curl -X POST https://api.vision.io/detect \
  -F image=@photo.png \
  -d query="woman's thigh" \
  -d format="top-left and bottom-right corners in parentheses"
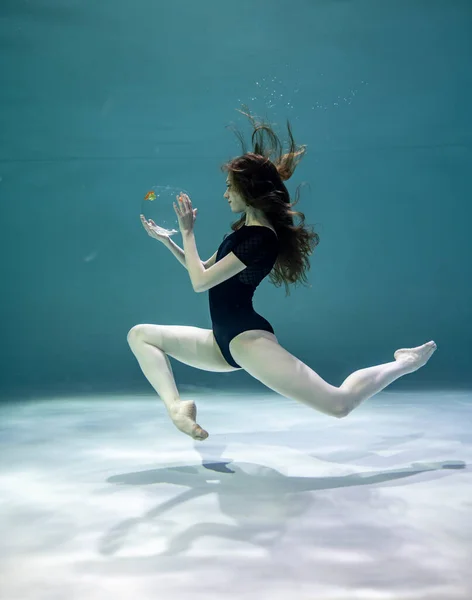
top-left (128, 324), bottom-right (241, 373)
top-left (229, 329), bottom-right (344, 416)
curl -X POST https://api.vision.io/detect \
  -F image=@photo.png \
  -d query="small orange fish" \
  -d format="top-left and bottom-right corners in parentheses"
top-left (144, 190), bottom-right (157, 201)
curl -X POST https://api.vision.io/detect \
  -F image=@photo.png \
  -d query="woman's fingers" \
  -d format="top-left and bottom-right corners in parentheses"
top-left (140, 216), bottom-right (154, 236)
top-left (176, 192), bottom-right (191, 208)
top-left (176, 194), bottom-right (185, 211)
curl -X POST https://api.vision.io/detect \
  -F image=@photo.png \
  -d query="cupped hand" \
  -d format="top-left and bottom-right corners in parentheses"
top-left (140, 215), bottom-right (173, 242)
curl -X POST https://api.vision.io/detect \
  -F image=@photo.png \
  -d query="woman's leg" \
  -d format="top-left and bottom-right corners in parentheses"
top-left (338, 341), bottom-right (437, 413)
top-left (229, 331), bottom-right (437, 417)
top-left (127, 324), bottom-right (240, 440)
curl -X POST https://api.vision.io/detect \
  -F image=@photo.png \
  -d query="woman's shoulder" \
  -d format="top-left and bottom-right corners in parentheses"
top-left (242, 224), bottom-right (278, 238)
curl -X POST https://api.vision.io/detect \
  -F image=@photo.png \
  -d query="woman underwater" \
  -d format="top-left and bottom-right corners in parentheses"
top-left (130, 108), bottom-right (437, 440)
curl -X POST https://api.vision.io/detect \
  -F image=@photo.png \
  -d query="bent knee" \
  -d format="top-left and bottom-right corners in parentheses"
top-left (333, 398), bottom-right (351, 419)
top-left (326, 390), bottom-right (351, 419)
top-left (127, 324), bottom-right (150, 345)
top-left (334, 407), bottom-right (350, 419)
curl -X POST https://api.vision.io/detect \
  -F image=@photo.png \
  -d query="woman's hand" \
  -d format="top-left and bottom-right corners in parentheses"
top-left (174, 192), bottom-right (197, 235)
top-left (140, 215), bottom-right (173, 243)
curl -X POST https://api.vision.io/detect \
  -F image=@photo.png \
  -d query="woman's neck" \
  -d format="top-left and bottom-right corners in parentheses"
top-left (244, 214), bottom-right (272, 228)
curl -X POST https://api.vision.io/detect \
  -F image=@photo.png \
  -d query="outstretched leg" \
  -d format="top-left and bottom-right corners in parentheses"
top-left (339, 341), bottom-right (437, 414)
top-left (229, 331), bottom-right (437, 418)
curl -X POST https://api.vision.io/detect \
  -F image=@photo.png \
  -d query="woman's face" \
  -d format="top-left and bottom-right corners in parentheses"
top-left (224, 175), bottom-right (246, 213)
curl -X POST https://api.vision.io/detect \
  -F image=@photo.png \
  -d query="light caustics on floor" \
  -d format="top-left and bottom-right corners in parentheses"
top-left (0, 390), bottom-right (471, 600)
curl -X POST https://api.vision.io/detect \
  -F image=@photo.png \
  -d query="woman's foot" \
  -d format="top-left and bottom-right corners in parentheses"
top-left (394, 340), bottom-right (437, 374)
top-left (169, 400), bottom-right (209, 441)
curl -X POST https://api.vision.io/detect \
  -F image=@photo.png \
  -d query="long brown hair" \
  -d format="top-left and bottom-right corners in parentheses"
top-left (221, 106), bottom-right (320, 296)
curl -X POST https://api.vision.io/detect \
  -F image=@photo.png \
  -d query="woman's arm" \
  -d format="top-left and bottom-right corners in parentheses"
top-left (162, 236), bottom-right (190, 270)
top-left (163, 236), bottom-right (214, 270)
top-left (181, 231), bottom-right (207, 292)
top-left (204, 250), bottom-right (218, 269)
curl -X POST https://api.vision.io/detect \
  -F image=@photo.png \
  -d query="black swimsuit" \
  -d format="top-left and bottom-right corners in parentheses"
top-left (208, 225), bottom-right (279, 368)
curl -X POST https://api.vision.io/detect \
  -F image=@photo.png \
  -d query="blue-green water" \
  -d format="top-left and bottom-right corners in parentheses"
top-left (1, 0), bottom-right (471, 396)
